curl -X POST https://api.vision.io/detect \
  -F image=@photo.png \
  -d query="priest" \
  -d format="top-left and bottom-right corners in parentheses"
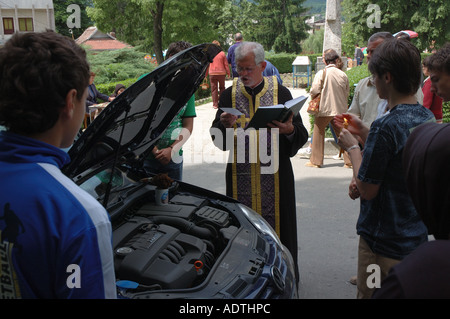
top-left (210, 42), bottom-right (308, 279)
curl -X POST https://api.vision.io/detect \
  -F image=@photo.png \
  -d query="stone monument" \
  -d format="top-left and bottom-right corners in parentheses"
top-left (323, 0), bottom-right (342, 56)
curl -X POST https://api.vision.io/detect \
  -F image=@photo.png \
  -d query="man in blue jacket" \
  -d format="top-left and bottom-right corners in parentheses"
top-left (227, 33), bottom-right (243, 78)
top-left (0, 31), bottom-right (116, 299)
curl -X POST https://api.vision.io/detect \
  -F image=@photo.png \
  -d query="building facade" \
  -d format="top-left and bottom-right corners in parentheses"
top-left (0, 0), bottom-right (55, 45)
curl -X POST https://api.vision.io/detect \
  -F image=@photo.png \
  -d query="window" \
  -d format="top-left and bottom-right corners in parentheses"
top-left (3, 18), bottom-right (14, 34)
top-left (18, 18), bottom-right (33, 32)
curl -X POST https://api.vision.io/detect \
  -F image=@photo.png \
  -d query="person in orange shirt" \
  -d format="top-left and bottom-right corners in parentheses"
top-left (208, 40), bottom-right (230, 109)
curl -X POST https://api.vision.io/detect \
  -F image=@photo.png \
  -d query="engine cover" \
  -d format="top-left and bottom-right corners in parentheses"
top-left (113, 217), bottom-right (207, 289)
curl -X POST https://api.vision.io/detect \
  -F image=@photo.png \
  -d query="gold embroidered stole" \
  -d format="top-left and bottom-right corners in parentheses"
top-left (230, 76), bottom-right (281, 235)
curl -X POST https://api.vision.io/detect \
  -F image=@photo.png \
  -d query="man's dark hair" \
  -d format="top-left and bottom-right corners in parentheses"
top-left (0, 31), bottom-right (90, 134)
top-left (368, 38), bottom-right (422, 95)
top-left (428, 43), bottom-right (450, 75)
top-left (422, 55), bottom-right (432, 68)
top-left (368, 32), bottom-right (393, 44)
top-left (166, 41), bottom-right (192, 59)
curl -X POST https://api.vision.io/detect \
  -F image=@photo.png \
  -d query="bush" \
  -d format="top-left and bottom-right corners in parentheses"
top-left (96, 78), bottom-right (139, 96)
top-left (443, 102), bottom-right (450, 123)
top-left (97, 76), bottom-right (212, 102)
top-left (266, 53), bottom-right (323, 74)
top-left (345, 64), bottom-right (370, 105)
top-left (266, 53), bottom-right (297, 73)
top-left (87, 47), bottom-right (156, 85)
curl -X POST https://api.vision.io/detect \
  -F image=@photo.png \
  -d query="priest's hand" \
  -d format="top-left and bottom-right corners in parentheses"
top-left (220, 112), bottom-right (238, 128)
top-left (268, 112), bottom-right (295, 135)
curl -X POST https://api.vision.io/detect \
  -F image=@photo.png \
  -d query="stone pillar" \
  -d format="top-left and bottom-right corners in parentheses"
top-left (323, 0), bottom-right (342, 56)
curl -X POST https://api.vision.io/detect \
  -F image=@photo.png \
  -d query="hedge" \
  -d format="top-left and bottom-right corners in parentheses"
top-left (345, 64), bottom-right (370, 105)
top-left (96, 78), bottom-right (139, 96)
top-left (97, 76), bottom-right (212, 102)
top-left (443, 102), bottom-right (450, 123)
top-left (266, 52), bottom-right (323, 73)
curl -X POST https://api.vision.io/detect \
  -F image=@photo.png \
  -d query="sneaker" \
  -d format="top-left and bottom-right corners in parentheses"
top-left (298, 146), bottom-right (311, 157)
top-left (332, 153), bottom-right (343, 160)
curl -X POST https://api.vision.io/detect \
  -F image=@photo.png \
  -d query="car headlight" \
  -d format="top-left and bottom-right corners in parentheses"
top-left (238, 204), bottom-right (283, 248)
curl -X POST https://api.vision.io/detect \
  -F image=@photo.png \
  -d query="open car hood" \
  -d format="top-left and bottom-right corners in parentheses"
top-left (63, 43), bottom-right (220, 185)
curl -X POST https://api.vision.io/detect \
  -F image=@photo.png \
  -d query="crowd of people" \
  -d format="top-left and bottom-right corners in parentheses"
top-left (209, 32), bottom-right (450, 299)
top-left (0, 28), bottom-right (449, 299)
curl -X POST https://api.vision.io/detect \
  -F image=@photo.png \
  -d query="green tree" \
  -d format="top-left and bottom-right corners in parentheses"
top-left (88, 0), bottom-right (224, 64)
top-left (54, 0), bottom-right (93, 38)
top-left (341, 21), bottom-right (365, 57)
top-left (342, 0), bottom-right (450, 51)
top-left (410, 0), bottom-right (450, 51)
top-left (302, 29), bottom-right (324, 54)
top-left (254, 0), bottom-right (309, 53)
top-left (87, 1), bottom-right (154, 58)
top-left (217, 0), bottom-right (260, 46)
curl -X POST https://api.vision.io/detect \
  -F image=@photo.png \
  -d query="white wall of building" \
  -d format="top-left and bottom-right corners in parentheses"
top-left (0, 0), bottom-right (55, 45)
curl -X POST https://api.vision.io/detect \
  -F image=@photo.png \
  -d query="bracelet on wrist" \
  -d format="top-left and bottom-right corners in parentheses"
top-left (346, 145), bottom-right (360, 153)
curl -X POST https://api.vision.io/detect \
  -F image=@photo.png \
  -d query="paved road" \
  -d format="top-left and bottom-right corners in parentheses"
top-left (182, 85), bottom-right (360, 299)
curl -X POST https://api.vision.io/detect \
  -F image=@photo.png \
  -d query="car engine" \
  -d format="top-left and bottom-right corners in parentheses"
top-left (112, 194), bottom-right (238, 291)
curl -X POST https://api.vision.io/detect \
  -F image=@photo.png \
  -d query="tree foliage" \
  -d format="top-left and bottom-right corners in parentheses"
top-left (301, 29), bottom-right (324, 54)
top-left (86, 1), bottom-right (152, 52)
top-left (253, 0), bottom-right (309, 53)
top-left (342, 0), bottom-right (450, 51)
top-left (86, 47), bottom-right (155, 84)
top-left (88, 0), bottom-right (225, 63)
top-left (87, 0), bottom-right (310, 59)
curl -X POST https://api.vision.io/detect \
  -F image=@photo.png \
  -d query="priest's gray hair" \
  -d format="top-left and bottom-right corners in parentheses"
top-left (235, 42), bottom-right (265, 65)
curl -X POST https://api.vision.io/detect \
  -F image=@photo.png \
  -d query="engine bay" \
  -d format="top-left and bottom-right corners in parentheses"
top-left (112, 194), bottom-right (240, 291)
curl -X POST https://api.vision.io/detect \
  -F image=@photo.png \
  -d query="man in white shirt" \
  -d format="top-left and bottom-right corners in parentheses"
top-left (348, 32), bottom-right (424, 127)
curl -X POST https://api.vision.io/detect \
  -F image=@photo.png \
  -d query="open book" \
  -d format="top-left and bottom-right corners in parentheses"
top-left (246, 95), bottom-right (308, 129)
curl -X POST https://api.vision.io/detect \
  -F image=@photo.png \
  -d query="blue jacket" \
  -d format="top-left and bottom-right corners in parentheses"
top-left (0, 131), bottom-right (116, 298)
top-left (86, 84), bottom-right (110, 112)
top-left (227, 42), bottom-right (242, 78)
top-left (263, 60), bottom-right (283, 85)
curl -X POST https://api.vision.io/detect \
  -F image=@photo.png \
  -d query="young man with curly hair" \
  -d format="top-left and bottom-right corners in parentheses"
top-left (0, 31), bottom-right (116, 299)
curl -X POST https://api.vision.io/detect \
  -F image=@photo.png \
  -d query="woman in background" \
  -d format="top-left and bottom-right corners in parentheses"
top-left (207, 40), bottom-right (230, 109)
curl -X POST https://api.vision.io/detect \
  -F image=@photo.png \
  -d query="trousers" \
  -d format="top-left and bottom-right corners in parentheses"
top-left (209, 74), bottom-right (226, 108)
top-left (356, 236), bottom-right (401, 299)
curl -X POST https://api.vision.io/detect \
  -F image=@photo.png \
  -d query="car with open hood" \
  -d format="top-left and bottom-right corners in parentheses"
top-left (63, 43), bottom-right (298, 299)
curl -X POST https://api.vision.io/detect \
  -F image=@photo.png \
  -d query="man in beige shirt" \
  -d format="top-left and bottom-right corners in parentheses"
top-left (348, 76), bottom-right (380, 127)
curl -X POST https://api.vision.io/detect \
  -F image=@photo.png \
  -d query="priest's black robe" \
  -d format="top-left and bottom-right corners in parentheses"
top-left (210, 76), bottom-right (308, 278)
